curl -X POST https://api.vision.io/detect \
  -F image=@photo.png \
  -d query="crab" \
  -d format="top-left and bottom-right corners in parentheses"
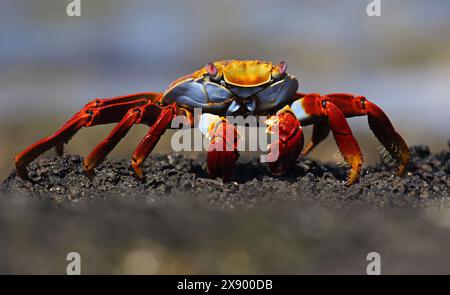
top-left (15, 60), bottom-right (410, 185)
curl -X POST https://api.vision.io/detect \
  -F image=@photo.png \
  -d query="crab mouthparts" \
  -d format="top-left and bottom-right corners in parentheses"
top-left (226, 98), bottom-right (257, 114)
top-left (225, 84), bottom-right (268, 114)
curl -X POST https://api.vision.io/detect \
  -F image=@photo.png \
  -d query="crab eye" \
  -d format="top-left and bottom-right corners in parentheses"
top-left (206, 62), bottom-right (217, 76)
top-left (205, 62), bottom-right (222, 81)
top-left (277, 61), bottom-right (287, 75)
top-left (272, 61), bottom-right (287, 79)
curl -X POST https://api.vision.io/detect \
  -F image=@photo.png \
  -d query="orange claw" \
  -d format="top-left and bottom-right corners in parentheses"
top-left (206, 120), bottom-right (240, 182)
top-left (266, 108), bottom-right (304, 176)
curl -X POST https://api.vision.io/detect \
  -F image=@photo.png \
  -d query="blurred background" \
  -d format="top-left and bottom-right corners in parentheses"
top-left (1, 0), bottom-right (450, 275)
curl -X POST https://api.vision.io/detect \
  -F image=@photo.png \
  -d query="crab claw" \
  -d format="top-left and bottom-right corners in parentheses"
top-left (365, 100), bottom-right (410, 176)
top-left (266, 107), bottom-right (304, 175)
top-left (207, 120), bottom-right (240, 182)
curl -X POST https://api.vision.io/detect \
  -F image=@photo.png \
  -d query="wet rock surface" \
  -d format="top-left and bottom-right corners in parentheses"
top-left (2, 144), bottom-right (449, 208)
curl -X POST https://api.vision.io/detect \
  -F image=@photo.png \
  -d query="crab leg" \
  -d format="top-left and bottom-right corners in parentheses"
top-left (364, 100), bottom-right (410, 176)
top-left (131, 104), bottom-right (177, 179)
top-left (14, 92), bottom-right (161, 180)
top-left (266, 106), bottom-right (304, 176)
top-left (301, 122), bottom-right (330, 156)
top-left (323, 101), bottom-right (363, 185)
top-left (324, 93), bottom-right (410, 176)
top-left (83, 102), bottom-right (174, 178)
top-left (292, 92), bottom-right (409, 184)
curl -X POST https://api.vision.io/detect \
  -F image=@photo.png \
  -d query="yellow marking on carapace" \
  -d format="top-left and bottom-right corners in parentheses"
top-left (167, 60), bottom-right (274, 90)
top-left (216, 60), bottom-right (273, 87)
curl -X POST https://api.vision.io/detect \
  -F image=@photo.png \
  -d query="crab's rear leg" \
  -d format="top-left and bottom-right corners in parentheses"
top-left (198, 114), bottom-right (240, 182)
top-left (324, 93), bottom-right (410, 176)
top-left (131, 104), bottom-right (179, 179)
top-left (324, 101), bottom-right (363, 185)
top-left (293, 92), bottom-right (409, 184)
top-left (82, 102), bottom-right (177, 178)
top-left (291, 93), bottom-right (363, 185)
top-left (365, 100), bottom-right (410, 176)
top-left (15, 92), bottom-right (161, 180)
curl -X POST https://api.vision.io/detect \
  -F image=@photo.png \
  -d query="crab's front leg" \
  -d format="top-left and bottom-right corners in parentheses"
top-left (199, 114), bottom-right (241, 181)
top-left (265, 106), bottom-right (304, 176)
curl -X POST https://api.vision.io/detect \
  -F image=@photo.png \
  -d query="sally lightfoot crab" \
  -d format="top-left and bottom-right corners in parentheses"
top-left (15, 60), bottom-right (410, 185)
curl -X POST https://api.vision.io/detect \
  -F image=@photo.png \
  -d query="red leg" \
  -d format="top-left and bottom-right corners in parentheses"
top-left (302, 122), bottom-right (330, 156)
top-left (324, 93), bottom-right (409, 176)
top-left (15, 92), bottom-right (161, 179)
top-left (206, 118), bottom-right (240, 182)
top-left (266, 107), bottom-right (304, 176)
top-left (365, 100), bottom-right (409, 176)
top-left (131, 104), bottom-right (178, 179)
top-left (324, 101), bottom-right (363, 185)
top-left (296, 92), bottom-right (409, 182)
top-left (83, 102), bottom-right (173, 178)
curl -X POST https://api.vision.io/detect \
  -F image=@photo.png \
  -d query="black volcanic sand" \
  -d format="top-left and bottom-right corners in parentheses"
top-left (0, 143), bottom-right (450, 274)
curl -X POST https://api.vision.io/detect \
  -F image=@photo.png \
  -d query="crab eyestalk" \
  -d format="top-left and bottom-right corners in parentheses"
top-left (205, 62), bottom-right (223, 81)
top-left (266, 106), bottom-right (304, 175)
top-left (271, 61), bottom-right (287, 80)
